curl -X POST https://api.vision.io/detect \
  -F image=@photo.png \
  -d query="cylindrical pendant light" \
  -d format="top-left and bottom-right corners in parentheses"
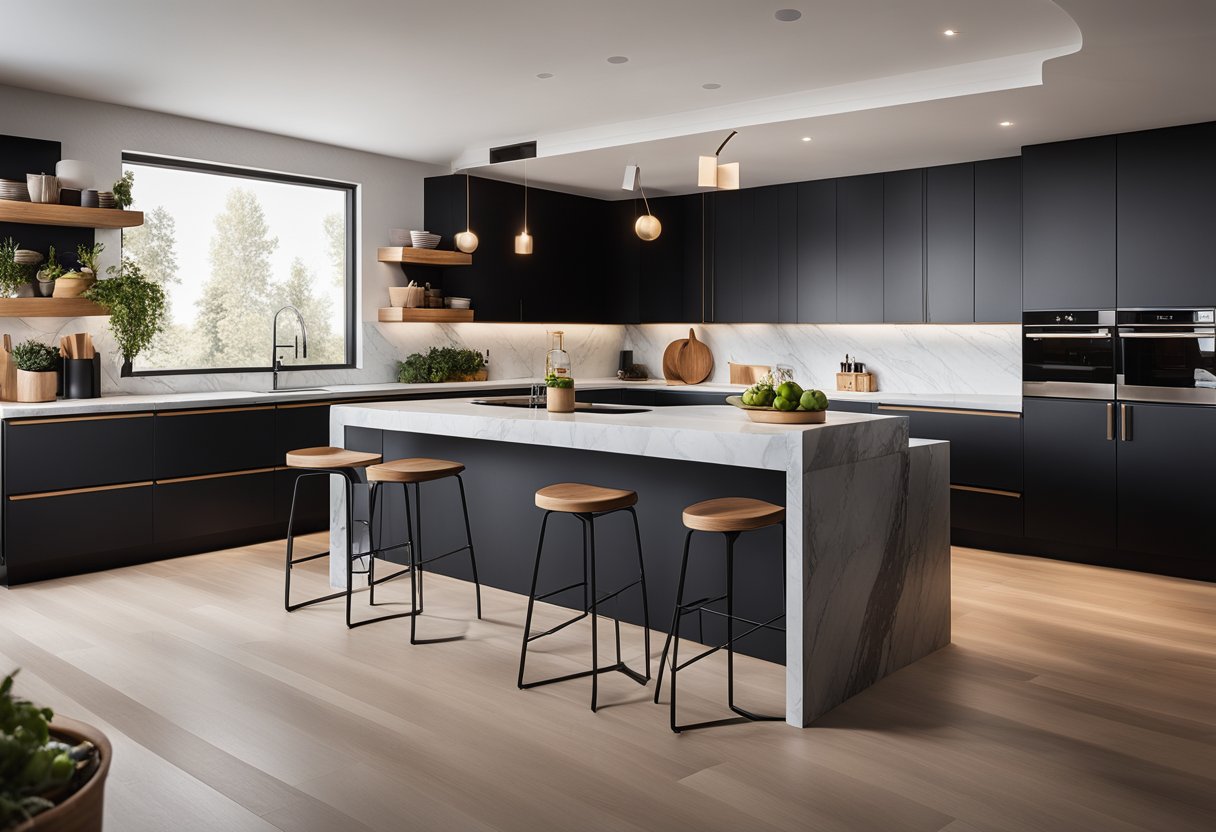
top-left (455, 172), bottom-right (479, 253)
top-left (515, 160), bottom-right (532, 255)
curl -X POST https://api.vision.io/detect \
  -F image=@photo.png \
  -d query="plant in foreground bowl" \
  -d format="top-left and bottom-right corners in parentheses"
top-left (11, 340), bottom-right (60, 403)
top-left (397, 346), bottom-right (486, 383)
top-left (84, 259), bottom-right (167, 372)
top-left (0, 670), bottom-right (105, 831)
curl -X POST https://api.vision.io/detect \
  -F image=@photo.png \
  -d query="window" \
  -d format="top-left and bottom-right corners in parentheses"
top-left (121, 154), bottom-right (356, 374)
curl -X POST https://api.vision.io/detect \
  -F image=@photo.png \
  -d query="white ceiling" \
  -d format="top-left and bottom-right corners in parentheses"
top-left (2, 1), bottom-right (1214, 199)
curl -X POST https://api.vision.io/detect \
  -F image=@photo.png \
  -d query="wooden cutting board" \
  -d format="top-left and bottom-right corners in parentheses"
top-left (675, 329), bottom-right (713, 385)
top-left (661, 338), bottom-right (686, 384)
top-left (0, 335), bottom-right (14, 402)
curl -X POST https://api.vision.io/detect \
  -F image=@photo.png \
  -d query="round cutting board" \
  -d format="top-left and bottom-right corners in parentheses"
top-left (675, 329), bottom-right (713, 385)
top-left (662, 337), bottom-right (686, 384)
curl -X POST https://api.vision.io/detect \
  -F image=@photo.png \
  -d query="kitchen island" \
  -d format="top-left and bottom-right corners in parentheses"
top-left (328, 397), bottom-right (950, 727)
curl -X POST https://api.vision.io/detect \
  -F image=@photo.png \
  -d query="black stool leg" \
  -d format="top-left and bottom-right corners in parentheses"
top-left (368, 481), bottom-right (379, 604)
top-left (627, 507), bottom-right (651, 681)
top-left (457, 474), bottom-right (483, 618)
top-left (284, 471), bottom-right (348, 612)
top-left (725, 531), bottom-right (738, 712)
top-left (655, 528), bottom-right (694, 703)
top-left (586, 513), bottom-right (599, 712)
top-left (518, 510), bottom-right (552, 688)
top-left (415, 482), bottom-right (425, 614)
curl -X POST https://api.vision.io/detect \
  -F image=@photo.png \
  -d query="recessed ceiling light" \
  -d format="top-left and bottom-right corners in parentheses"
top-left (702, 83), bottom-right (722, 90)
top-left (999, 120), bottom-right (1014, 127)
top-left (607, 55), bottom-right (629, 64)
top-left (801, 136), bottom-right (813, 142)
top-left (775, 9), bottom-right (802, 22)
top-left (943, 28), bottom-right (959, 37)
top-left (536, 72), bottom-right (554, 79)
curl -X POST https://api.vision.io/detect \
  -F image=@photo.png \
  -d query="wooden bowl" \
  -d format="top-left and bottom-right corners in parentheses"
top-left (12, 716), bottom-right (112, 832)
top-left (726, 395), bottom-right (826, 424)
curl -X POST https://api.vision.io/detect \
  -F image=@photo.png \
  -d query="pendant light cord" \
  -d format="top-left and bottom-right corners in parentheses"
top-left (523, 160), bottom-right (528, 233)
top-left (465, 172), bottom-right (471, 230)
top-left (715, 130), bottom-right (738, 157)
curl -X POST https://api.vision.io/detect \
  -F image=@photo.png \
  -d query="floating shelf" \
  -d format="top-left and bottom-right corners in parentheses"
top-left (0, 298), bottom-right (109, 318)
top-left (376, 247), bottom-right (472, 266)
top-left (0, 201), bottom-right (144, 229)
top-left (378, 307), bottom-right (474, 323)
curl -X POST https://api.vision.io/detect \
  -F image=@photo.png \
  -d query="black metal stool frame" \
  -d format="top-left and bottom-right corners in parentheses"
top-left (518, 506), bottom-right (651, 712)
top-left (653, 524), bottom-right (786, 732)
top-left (367, 473), bottom-right (483, 644)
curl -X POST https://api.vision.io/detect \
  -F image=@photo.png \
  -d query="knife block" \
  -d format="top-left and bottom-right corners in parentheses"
top-left (835, 372), bottom-right (876, 393)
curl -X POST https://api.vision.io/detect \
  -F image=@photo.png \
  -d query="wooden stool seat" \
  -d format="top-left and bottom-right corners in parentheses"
top-left (285, 446), bottom-right (382, 469)
top-left (535, 482), bottom-right (638, 514)
top-left (367, 458), bottom-right (465, 484)
top-left (682, 497), bottom-right (785, 533)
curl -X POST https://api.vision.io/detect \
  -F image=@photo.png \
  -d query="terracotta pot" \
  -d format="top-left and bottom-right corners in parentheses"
top-left (52, 276), bottom-right (96, 299)
top-left (546, 385), bottom-right (575, 413)
top-left (16, 369), bottom-right (58, 402)
top-left (12, 716), bottom-right (111, 832)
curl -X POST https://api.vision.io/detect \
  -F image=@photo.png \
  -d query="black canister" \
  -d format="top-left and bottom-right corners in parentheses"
top-left (618, 350), bottom-right (633, 372)
top-left (64, 356), bottom-right (101, 399)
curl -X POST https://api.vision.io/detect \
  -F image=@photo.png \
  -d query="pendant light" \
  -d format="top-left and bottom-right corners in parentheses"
top-left (623, 165), bottom-right (661, 241)
top-left (697, 130), bottom-right (740, 190)
top-left (515, 160), bottom-right (533, 255)
top-left (454, 172), bottom-right (479, 253)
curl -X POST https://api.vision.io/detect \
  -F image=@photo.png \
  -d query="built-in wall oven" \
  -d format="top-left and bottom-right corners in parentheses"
top-left (1117, 308), bottom-right (1216, 405)
top-left (1023, 310), bottom-right (1116, 400)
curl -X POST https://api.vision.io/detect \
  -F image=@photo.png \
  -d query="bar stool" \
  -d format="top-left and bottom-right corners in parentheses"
top-left (518, 482), bottom-right (651, 712)
top-left (365, 457), bottom-right (482, 644)
top-left (653, 497), bottom-right (786, 733)
top-left (283, 445), bottom-right (383, 628)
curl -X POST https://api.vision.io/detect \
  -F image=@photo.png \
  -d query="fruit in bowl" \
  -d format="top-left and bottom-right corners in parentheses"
top-left (730, 371), bottom-right (830, 423)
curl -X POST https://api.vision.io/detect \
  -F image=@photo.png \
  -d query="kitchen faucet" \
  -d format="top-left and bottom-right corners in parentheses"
top-left (271, 305), bottom-right (309, 391)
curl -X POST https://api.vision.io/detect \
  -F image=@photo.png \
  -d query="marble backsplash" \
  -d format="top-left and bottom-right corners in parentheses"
top-left (624, 323), bottom-right (1021, 396)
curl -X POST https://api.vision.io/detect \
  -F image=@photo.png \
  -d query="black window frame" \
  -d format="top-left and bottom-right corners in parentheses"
top-left (120, 152), bottom-right (358, 377)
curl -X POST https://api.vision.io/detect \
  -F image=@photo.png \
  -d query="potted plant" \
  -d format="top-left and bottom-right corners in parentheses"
top-left (396, 346), bottom-right (487, 383)
top-left (11, 340), bottom-right (59, 403)
top-left (0, 238), bottom-right (34, 299)
top-left (52, 243), bottom-right (101, 298)
top-left (34, 246), bottom-right (64, 299)
top-left (110, 171), bottom-right (134, 210)
top-left (546, 374), bottom-right (575, 413)
top-left (83, 259), bottom-right (166, 374)
top-left (1, 670), bottom-right (111, 832)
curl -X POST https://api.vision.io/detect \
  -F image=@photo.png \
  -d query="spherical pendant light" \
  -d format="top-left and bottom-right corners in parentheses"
top-left (635, 214), bottom-right (662, 241)
top-left (455, 230), bottom-right (479, 253)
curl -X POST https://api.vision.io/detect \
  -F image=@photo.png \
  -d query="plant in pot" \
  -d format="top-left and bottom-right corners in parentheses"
top-left (53, 243), bottom-right (103, 299)
top-left (35, 246), bottom-right (64, 299)
top-left (545, 373), bottom-right (575, 412)
top-left (1, 670), bottom-right (111, 832)
top-left (396, 346), bottom-right (487, 383)
top-left (83, 258), bottom-right (167, 375)
top-left (11, 340), bottom-right (59, 403)
top-left (0, 239), bottom-right (35, 299)
top-left (110, 171), bottom-right (134, 210)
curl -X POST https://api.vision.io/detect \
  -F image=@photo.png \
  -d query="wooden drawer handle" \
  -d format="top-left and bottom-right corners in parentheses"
top-left (276, 401), bottom-right (335, 410)
top-left (877, 405), bottom-right (1021, 419)
top-left (9, 412), bottom-right (154, 426)
top-left (155, 467), bottom-right (276, 485)
top-left (949, 483), bottom-right (1022, 499)
top-left (9, 481), bottom-right (154, 501)
top-left (158, 406), bottom-right (275, 417)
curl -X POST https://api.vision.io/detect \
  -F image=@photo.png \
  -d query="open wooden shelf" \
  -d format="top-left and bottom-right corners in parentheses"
top-left (378, 307), bottom-right (474, 323)
top-left (377, 247), bottom-right (472, 266)
top-left (0, 298), bottom-right (109, 317)
top-left (0, 200), bottom-right (144, 229)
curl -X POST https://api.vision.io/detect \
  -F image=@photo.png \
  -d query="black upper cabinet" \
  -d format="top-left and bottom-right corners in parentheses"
top-left (836, 174), bottom-right (885, 323)
top-left (711, 188), bottom-right (751, 322)
top-left (1117, 123), bottom-right (1216, 308)
top-left (926, 163), bottom-right (975, 323)
top-left (1022, 136), bottom-right (1117, 310)
top-left (974, 157), bottom-right (1022, 322)
top-left (776, 184), bottom-right (799, 323)
top-left (741, 188), bottom-right (781, 323)
top-left (796, 180), bottom-right (837, 323)
top-left (883, 169), bottom-right (925, 323)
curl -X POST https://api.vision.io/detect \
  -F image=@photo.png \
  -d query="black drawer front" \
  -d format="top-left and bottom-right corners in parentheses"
top-left (155, 407), bottom-right (275, 479)
top-left (829, 401), bottom-right (876, 414)
top-left (275, 403), bottom-right (331, 460)
top-left (4, 484), bottom-right (154, 577)
top-left (950, 487), bottom-right (1024, 538)
top-left (576, 388), bottom-right (625, 404)
top-left (651, 391), bottom-right (731, 406)
top-left (154, 470), bottom-right (275, 543)
top-left (878, 406), bottom-right (1023, 492)
top-left (275, 468), bottom-right (329, 532)
top-left (4, 414), bottom-right (155, 495)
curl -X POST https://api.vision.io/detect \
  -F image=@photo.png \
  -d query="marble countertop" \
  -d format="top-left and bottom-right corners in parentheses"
top-left (0, 376), bottom-right (1021, 419)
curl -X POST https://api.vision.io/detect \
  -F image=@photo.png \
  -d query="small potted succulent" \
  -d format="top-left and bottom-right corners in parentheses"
top-left (36, 246), bottom-right (64, 298)
top-left (546, 373), bottom-right (575, 413)
top-left (11, 339), bottom-right (60, 402)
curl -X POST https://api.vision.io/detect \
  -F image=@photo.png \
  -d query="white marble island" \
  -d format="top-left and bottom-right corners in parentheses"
top-left (329, 397), bottom-right (950, 727)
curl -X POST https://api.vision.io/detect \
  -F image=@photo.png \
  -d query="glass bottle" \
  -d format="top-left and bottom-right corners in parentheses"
top-left (545, 330), bottom-right (571, 380)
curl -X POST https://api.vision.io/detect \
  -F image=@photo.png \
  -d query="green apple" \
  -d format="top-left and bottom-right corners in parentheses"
top-left (773, 395), bottom-right (796, 411)
top-left (799, 389), bottom-right (829, 411)
top-left (776, 381), bottom-right (803, 402)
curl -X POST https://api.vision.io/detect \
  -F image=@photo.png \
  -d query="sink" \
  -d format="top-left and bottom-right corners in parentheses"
top-left (472, 398), bottom-right (651, 415)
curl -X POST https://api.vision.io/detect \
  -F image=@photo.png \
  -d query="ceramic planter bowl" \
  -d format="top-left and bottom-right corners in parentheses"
top-left (52, 274), bottom-right (96, 298)
top-left (11, 716), bottom-right (112, 832)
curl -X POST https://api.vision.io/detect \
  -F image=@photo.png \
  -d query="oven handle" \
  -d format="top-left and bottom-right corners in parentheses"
top-left (1118, 330), bottom-right (1215, 339)
top-left (1024, 330), bottom-right (1111, 339)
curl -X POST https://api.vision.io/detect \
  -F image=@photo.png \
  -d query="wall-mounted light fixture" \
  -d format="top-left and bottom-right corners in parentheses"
top-left (454, 172), bottom-right (479, 253)
top-left (623, 165), bottom-right (662, 241)
top-left (697, 130), bottom-right (740, 190)
top-left (515, 160), bottom-right (532, 255)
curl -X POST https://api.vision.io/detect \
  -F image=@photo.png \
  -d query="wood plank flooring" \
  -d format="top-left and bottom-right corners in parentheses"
top-left (1, 537), bottom-right (1212, 832)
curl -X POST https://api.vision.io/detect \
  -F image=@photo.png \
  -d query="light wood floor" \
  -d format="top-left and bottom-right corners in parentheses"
top-left (1, 537), bottom-right (1212, 832)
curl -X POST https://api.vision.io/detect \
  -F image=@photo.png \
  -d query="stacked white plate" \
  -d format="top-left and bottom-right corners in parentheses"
top-left (97, 191), bottom-right (116, 208)
top-left (447, 296), bottom-right (472, 309)
top-left (13, 249), bottom-right (43, 266)
top-left (410, 230), bottom-right (441, 249)
top-left (0, 179), bottom-right (30, 201)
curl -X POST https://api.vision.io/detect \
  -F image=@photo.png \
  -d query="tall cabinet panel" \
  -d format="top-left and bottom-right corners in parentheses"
top-left (835, 174), bottom-right (884, 323)
top-left (974, 157), bottom-right (1022, 322)
top-left (926, 163), bottom-right (975, 323)
top-left (711, 189), bottom-right (748, 322)
top-left (776, 184), bottom-right (799, 323)
top-left (882, 169), bottom-right (925, 322)
top-left (738, 186), bottom-right (781, 323)
top-left (796, 180), bottom-right (836, 323)
top-left (1117, 122), bottom-right (1216, 308)
top-left (1022, 137), bottom-right (1116, 310)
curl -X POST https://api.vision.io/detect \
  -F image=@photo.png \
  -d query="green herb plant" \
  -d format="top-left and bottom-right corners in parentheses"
top-left (37, 246), bottom-right (63, 283)
top-left (84, 259), bottom-right (167, 365)
top-left (75, 242), bottom-right (104, 274)
top-left (10, 340), bottom-right (59, 373)
top-left (0, 670), bottom-right (77, 828)
top-left (396, 347), bottom-right (485, 383)
top-left (0, 238), bottom-right (33, 297)
top-left (111, 171), bottom-right (135, 210)
top-left (545, 374), bottom-right (573, 389)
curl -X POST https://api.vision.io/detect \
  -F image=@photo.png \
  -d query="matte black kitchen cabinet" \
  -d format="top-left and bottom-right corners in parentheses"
top-left (974, 157), bottom-right (1022, 322)
top-left (876, 405), bottom-right (1022, 492)
top-left (711, 188), bottom-right (751, 322)
top-left (882, 169), bottom-right (925, 323)
top-left (154, 406), bottom-right (276, 479)
top-left (1022, 137), bottom-right (1117, 310)
top-left (635, 194), bottom-right (703, 323)
top-left (926, 164), bottom-right (975, 323)
top-left (1023, 398), bottom-right (1117, 549)
top-left (836, 174), bottom-right (885, 323)
top-left (1117, 122), bottom-right (1216, 308)
top-left (796, 179), bottom-right (837, 323)
top-left (1116, 403), bottom-right (1216, 562)
top-left (3, 413), bottom-right (154, 494)
top-left (155, 471), bottom-right (276, 549)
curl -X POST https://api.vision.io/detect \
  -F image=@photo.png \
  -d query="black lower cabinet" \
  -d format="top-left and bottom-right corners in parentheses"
top-left (3, 414), bottom-right (154, 494)
top-left (877, 406), bottom-right (1022, 492)
top-left (1023, 398), bottom-right (1117, 550)
top-left (3, 484), bottom-right (155, 584)
top-left (950, 488), bottom-right (1023, 539)
top-left (154, 471), bottom-right (276, 553)
top-left (1116, 403), bottom-right (1216, 563)
top-left (156, 407), bottom-right (276, 479)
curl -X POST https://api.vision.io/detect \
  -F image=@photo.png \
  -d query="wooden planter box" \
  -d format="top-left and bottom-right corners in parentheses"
top-left (17, 369), bottom-right (58, 402)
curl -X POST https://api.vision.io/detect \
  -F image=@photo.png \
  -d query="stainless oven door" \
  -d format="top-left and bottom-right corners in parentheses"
top-left (1118, 328), bottom-right (1216, 404)
top-left (1023, 328), bottom-right (1115, 399)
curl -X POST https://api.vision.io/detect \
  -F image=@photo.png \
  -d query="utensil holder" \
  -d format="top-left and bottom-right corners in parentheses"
top-left (835, 372), bottom-right (876, 393)
top-left (63, 355), bottom-right (101, 399)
